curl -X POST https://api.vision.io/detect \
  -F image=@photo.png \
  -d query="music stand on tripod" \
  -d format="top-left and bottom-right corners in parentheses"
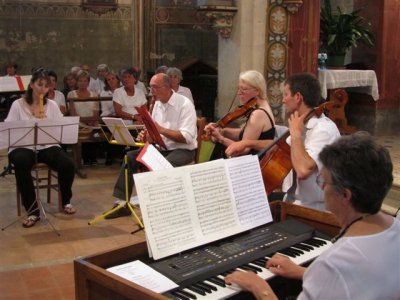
top-left (0, 117), bottom-right (79, 235)
top-left (88, 117), bottom-right (144, 231)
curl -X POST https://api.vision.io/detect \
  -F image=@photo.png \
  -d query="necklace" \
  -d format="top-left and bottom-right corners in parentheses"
top-left (331, 215), bottom-right (365, 243)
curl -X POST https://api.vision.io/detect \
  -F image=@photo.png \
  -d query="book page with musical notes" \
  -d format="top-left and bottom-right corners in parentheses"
top-left (134, 155), bottom-right (272, 260)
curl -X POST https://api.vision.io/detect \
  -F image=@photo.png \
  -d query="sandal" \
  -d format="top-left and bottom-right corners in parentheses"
top-left (22, 215), bottom-right (40, 228)
top-left (63, 204), bottom-right (77, 215)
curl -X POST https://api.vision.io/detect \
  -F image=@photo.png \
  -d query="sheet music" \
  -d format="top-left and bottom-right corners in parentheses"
top-left (0, 117), bottom-right (80, 150)
top-left (107, 260), bottom-right (178, 293)
top-left (134, 155), bottom-right (272, 260)
top-left (102, 117), bottom-right (139, 146)
top-left (225, 155), bottom-right (272, 229)
top-left (136, 143), bottom-right (173, 171)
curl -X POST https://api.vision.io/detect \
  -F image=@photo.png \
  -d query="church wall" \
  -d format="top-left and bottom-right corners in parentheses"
top-left (0, 0), bottom-right (134, 88)
top-left (216, 0), bottom-right (267, 119)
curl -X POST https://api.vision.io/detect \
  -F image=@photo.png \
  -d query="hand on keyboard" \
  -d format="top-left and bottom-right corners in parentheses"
top-left (267, 254), bottom-right (306, 279)
top-left (225, 270), bottom-right (276, 299)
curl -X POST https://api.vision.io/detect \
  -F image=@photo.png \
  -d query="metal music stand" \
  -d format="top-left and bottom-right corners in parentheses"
top-left (88, 117), bottom-right (145, 232)
top-left (0, 117), bottom-right (79, 235)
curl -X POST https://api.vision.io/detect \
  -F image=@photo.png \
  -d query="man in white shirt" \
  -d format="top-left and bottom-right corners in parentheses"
top-left (105, 73), bottom-right (197, 219)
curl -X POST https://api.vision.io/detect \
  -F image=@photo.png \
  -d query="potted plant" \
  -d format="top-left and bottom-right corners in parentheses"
top-left (319, 0), bottom-right (375, 68)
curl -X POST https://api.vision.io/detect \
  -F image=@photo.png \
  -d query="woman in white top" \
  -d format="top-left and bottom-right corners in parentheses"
top-left (5, 69), bottom-right (76, 228)
top-left (225, 133), bottom-right (400, 300)
top-left (113, 67), bottom-right (147, 123)
top-left (47, 70), bottom-right (66, 114)
top-left (67, 70), bottom-right (99, 165)
top-left (100, 72), bottom-right (122, 165)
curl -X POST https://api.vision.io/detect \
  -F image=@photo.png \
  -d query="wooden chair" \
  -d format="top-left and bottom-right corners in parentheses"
top-left (16, 163), bottom-right (62, 216)
top-left (327, 89), bottom-right (357, 135)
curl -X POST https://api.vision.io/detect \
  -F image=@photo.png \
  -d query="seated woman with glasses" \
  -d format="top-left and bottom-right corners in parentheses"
top-left (5, 69), bottom-right (76, 228)
top-left (204, 70), bottom-right (275, 159)
top-left (224, 133), bottom-right (400, 299)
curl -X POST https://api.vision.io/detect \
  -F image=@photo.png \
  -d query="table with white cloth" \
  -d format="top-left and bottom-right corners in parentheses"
top-left (318, 70), bottom-right (379, 134)
top-left (318, 69), bottom-right (379, 101)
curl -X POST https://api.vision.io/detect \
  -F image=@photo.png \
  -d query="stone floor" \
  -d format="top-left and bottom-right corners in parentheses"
top-left (0, 134), bottom-right (400, 299)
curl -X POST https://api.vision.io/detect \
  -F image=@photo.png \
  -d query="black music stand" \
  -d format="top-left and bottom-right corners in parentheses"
top-left (88, 117), bottom-right (144, 232)
top-left (0, 117), bottom-right (79, 234)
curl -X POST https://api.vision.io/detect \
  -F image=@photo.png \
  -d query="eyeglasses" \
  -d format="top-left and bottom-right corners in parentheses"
top-left (237, 87), bottom-right (256, 93)
top-left (316, 173), bottom-right (335, 190)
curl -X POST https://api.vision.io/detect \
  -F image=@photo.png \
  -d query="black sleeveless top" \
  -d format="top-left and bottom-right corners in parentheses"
top-left (238, 107), bottom-right (276, 141)
top-left (210, 108), bottom-right (275, 160)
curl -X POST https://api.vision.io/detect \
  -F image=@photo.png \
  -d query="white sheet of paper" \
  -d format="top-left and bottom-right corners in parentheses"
top-left (138, 143), bottom-right (173, 171)
top-left (134, 155), bottom-right (272, 260)
top-left (107, 260), bottom-right (178, 294)
top-left (0, 75), bottom-right (31, 92)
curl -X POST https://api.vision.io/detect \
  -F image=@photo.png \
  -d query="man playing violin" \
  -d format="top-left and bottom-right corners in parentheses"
top-left (204, 70), bottom-right (275, 158)
top-left (226, 73), bottom-right (340, 210)
top-left (104, 73), bottom-right (198, 219)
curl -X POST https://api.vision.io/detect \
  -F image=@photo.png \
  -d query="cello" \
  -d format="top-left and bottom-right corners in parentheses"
top-left (258, 101), bottom-right (334, 195)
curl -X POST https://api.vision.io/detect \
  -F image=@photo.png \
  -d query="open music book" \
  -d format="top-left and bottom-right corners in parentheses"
top-left (135, 105), bottom-right (167, 150)
top-left (134, 155), bottom-right (272, 260)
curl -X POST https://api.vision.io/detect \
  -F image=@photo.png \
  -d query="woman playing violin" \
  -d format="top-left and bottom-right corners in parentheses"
top-left (204, 70), bottom-right (275, 157)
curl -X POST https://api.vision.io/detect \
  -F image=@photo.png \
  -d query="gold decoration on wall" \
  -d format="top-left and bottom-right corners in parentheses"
top-left (197, 6), bottom-right (237, 38)
top-left (265, 1), bottom-right (289, 123)
top-left (282, 0), bottom-right (303, 14)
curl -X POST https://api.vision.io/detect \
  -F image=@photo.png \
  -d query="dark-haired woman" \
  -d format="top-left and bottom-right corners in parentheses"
top-left (5, 70), bottom-right (76, 228)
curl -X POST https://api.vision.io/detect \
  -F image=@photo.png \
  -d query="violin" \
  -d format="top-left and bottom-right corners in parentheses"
top-left (203, 97), bottom-right (257, 140)
top-left (216, 97), bottom-right (257, 128)
top-left (258, 101), bottom-right (334, 196)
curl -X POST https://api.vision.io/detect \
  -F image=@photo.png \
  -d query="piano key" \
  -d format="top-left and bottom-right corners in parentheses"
top-left (187, 285), bottom-right (206, 296)
top-left (292, 243), bottom-right (313, 251)
top-left (193, 282), bottom-right (213, 293)
top-left (207, 276), bottom-right (226, 287)
top-left (244, 263), bottom-right (263, 273)
top-left (252, 260), bottom-right (266, 267)
top-left (200, 281), bottom-right (218, 291)
top-left (171, 290), bottom-right (192, 300)
top-left (239, 264), bottom-right (259, 273)
top-left (177, 289), bottom-right (197, 299)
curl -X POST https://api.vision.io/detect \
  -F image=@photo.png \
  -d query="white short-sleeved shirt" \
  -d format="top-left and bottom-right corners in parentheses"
top-left (151, 91), bottom-right (197, 151)
top-left (113, 86), bottom-right (147, 115)
top-left (135, 81), bottom-right (148, 96)
top-left (67, 90), bottom-right (99, 117)
top-left (299, 218), bottom-right (400, 300)
top-left (177, 85), bottom-right (194, 104)
top-left (5, 98), bottom-right (63, 150)
top-left (89, 78), bottom-right (105, 95)
top-left (100, 90), bottom-right (115, 117)
top-left (283, 114), bottom-right (340, 210)
top-left (48, 90), bottom-right (66, 110)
